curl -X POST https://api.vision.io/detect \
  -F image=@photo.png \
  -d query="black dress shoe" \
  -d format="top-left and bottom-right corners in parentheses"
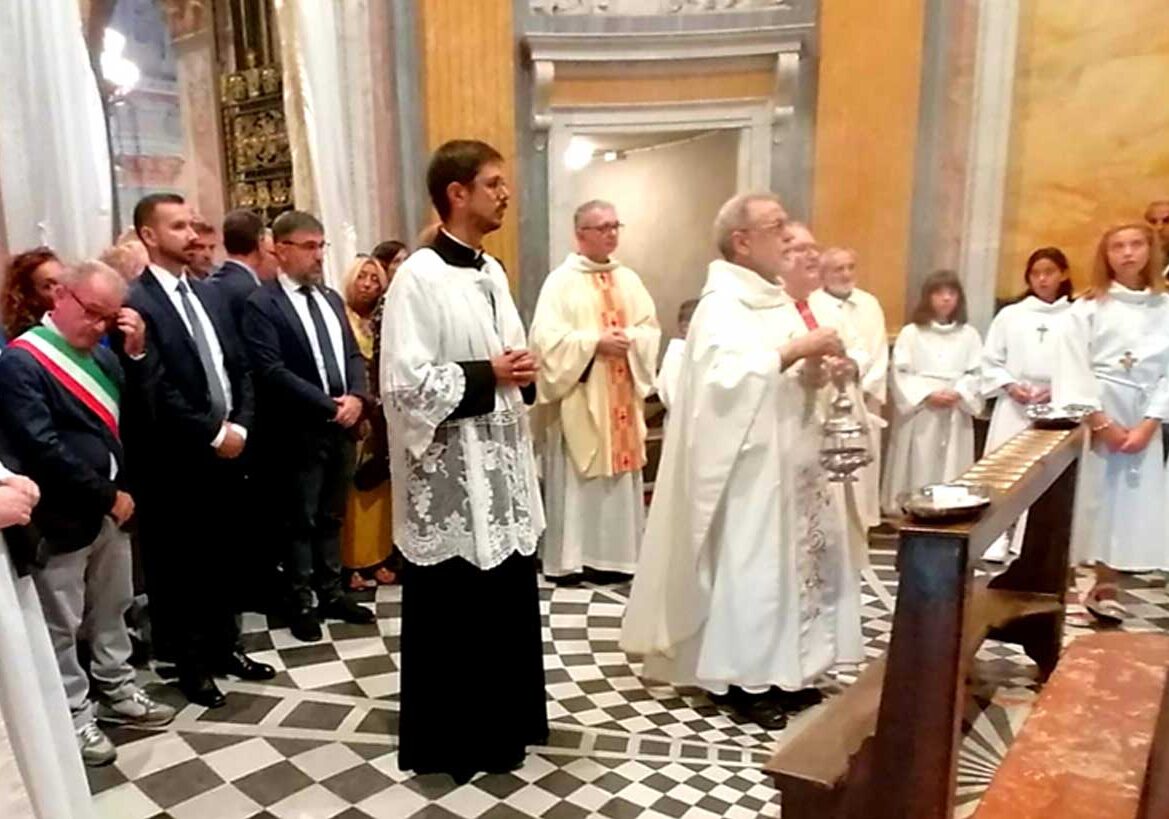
top-left (215, 650), bottom-right (276, 681)
top-left (289, 609), bottom-right (323, 643)
top-left (179, 672), bottom-right (226, 709)
top-left (721, 687), bottom-right (787, 731)
top-left (768, 686), bottom-right (825, 713)
top-left (319, 596), bottom-right (375, 625)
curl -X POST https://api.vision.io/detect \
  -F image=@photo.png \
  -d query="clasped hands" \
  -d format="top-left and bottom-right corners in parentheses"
top-left (1006, 382), bottom-right (1051, 406)
top-left (491, 348), bottom-right (538, 387)
top-left (1090, 413), bottom-right (1158, 455)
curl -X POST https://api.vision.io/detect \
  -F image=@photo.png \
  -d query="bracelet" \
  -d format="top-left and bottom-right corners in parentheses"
top-left (1089, 419), bottom-right (1111, 433)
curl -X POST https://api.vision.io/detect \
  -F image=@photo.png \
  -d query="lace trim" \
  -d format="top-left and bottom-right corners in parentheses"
top-left (394, 408), bottom-right (544, 569)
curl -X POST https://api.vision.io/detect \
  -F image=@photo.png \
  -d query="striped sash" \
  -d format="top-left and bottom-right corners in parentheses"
top-left (9, 326), bottom-right (120, 438)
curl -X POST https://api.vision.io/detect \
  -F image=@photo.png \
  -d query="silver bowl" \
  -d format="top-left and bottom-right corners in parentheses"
top-left (899, 483), bottom-right (992, 521)
top-left (1025, 403), bottom-right (1091, 429)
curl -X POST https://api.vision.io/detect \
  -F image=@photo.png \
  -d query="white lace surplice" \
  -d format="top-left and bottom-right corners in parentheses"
top-left (380, 248), bottom-right (545, 570)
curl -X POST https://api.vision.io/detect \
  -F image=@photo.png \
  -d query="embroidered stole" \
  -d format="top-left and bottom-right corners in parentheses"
top-left (10, 326), bottom-right (120, 438)
top-left (589, 272), bottom-right (642, 474)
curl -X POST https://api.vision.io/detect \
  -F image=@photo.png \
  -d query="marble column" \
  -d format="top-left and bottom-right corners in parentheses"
top-left (160, 0), bottom-right (227, 230)
top-left (955, 0), bottom-right (1020, 333)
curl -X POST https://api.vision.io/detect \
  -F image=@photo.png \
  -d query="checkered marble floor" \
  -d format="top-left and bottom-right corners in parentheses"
top-left (87, 546), bottom-right (1169, 819)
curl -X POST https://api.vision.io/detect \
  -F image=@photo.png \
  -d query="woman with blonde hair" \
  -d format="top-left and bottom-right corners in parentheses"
top-left (339, 256), bottom-right (397, 589)
top-left (1053, 222), bottom-right (1169, 622)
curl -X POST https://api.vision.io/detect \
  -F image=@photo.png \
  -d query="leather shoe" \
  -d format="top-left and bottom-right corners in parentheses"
top-left (215, 650), bottom-right (276, 681)
top-left (179, 672), bottom-right (226, 709)
top-left (319, 596), bottom-right (375, 625)
top-left (719, 687), bottom-right (787, 731)
top-left (289, 610), bottom-right (323, 643)
top-left (768, 686), bottom-right (824, 713)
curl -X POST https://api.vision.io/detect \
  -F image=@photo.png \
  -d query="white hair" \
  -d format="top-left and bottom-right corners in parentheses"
top-left (573, 199), bottom-right (616, 229)
top-left (713, 192), bottom-right (784, 260)
top-left (60, 260), bottom-right (127, 299)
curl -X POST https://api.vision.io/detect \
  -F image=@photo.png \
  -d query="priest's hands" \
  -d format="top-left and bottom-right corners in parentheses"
top-left (493, 348), bottom-right (538, 387)
top-left (0, 482), bottom-right (37, 528)
top-left (596, 328), bottom-right (631, 358)
top-left (1006, 383), bottom-right (1051, 405)
top-left (926, 390), bottom-right (962, 409)
top-left (780, 327), bottom-right (843, 370)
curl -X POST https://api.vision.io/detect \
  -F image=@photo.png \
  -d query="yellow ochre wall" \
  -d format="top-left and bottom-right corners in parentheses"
top-left (998, 0), bottom-right (1169, 297)
top-left (418, 0), bottom-right (520, 279)
top-left (811, 0), bottom-right (927, 327)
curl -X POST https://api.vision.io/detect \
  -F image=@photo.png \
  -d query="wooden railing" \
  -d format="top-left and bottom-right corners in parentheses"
top-left (764, 426), bottom-right (1083, 819)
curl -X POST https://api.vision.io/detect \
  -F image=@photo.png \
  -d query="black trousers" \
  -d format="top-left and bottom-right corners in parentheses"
top-left (276, 426), bottom-right (354, 612)
top-left (398, 552), bottom-right (549, 781)
top-left (137, 455), bottom-right (242, 672)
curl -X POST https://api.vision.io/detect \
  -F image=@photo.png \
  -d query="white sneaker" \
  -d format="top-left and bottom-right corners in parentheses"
top-left (96, 688), bottom-right (176, 727)
top-left (77, 721), bottom-right (117, 767)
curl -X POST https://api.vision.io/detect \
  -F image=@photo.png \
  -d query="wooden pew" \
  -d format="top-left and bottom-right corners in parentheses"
top-left (973, 631), bottom-right (1169, 819)
top-left (765, 427), bottom-right (1083, 819)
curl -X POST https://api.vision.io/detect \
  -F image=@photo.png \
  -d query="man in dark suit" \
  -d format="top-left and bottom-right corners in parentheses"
top-left (211, 208), bottom-right (281, 609)
top-left (211, 209), bottom-right (279, 334)
top-left (0, 260), bottom-right (176, 766)
top-left (123, 193), bottom-right (274, 707)
top-left (242, 210), bottom-right (374, 642)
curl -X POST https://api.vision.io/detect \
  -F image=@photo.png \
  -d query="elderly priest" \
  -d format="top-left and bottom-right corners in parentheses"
top-left (621, 193), bottom-right (864, 731)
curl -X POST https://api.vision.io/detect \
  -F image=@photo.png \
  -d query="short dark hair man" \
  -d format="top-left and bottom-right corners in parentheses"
top-left (212, 209), bottom-right (273, 332)
top-left (242, 209), bottom-right (374, 643)
top-left (381, 140), bottom-right (547, 781)
top-left (122, 193), bottom-right (274, 708)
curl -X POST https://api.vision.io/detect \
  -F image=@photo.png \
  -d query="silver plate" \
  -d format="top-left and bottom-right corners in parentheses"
top-left (1025, 403), bottom-right (1091, 429)
top-left (899, 483), bottom-right (992, 521)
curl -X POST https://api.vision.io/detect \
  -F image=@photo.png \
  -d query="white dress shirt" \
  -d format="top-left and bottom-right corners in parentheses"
top-left (149, 265), bottom-right (244, 445)
top-left (279, 273), bottom-right (347, 394)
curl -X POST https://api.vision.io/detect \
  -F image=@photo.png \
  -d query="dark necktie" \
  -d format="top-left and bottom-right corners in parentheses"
top-left (299, 285), bottom-right (345, 396)
top-left (175, 280), bottom-right (228, 420)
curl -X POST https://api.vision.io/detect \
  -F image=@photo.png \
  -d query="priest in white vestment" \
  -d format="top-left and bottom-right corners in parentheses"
top-left (1053, 223), bottom-right (1169, 623)
top-left (381, 140), bottom-right (547, 781)
top-left (808, 244), bottom-right (888, 569)
top-left (980, 249), bottom-right (1073, 560)
top-left (881, 271), bottom-right (983, 513)
top-left (0, 462), bottom-right (96, 819)
top-left (621, 194), bottom-right (864, 731)
top-left (531, 201), bottom-right (660, 580)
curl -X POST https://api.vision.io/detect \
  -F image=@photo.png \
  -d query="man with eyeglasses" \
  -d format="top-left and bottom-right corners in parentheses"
top-left (623, 193), bottom-right (862, 731)
top-left (242, 210), bottom-right (373, 643)
top-left (123, 192), bottom-right (274, 709)
top-left (530, 200), bottom-right (660, 584)
top-left (0, 260), bottom-right (178, 766)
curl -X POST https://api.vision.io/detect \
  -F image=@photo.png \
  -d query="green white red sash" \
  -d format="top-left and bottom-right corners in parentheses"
top-left (9, 325), bottom-right (120, 438)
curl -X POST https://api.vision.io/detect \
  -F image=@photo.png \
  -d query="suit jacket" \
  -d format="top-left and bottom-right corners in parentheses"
top-left (242, 280), bottom-right (368, 450)
top-left (210, 259), bottom-right (260, 335)
top-left (0, 344), bottom-right (126, 554)
top-left (122, 269), bottom-right (255, 476)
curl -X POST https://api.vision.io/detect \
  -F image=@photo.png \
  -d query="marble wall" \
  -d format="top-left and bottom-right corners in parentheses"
top-left (811, 0), bottom-right (927, 327)
top-left (998, 0), bottom-right (1169, 296)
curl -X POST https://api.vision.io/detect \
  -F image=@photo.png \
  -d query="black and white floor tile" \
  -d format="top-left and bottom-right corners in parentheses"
top-left (87, 546), bottom-right (1169, 819)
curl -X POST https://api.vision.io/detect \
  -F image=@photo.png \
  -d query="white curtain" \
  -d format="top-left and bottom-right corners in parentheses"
top-left (275, 0), bottom-right (383, 289)
top-left (0, 0), bottom-right (112, 261)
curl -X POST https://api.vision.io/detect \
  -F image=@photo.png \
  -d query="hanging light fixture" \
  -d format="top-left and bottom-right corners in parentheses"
top-left (563, 136), bottom-right (595, 171)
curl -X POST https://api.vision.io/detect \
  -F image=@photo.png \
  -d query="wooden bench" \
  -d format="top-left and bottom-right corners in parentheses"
top-left (765, 427), bottom-right (1084, 819)
top-left (973, 631), bottom-right (1169, 819)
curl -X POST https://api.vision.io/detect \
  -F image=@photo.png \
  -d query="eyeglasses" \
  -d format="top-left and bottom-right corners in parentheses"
top-left (739, 220), bottom-right (788, 236)
top-left (580, 223), bottom-right (624, 234)
top-left (64, 288), bottom-right (119, 326)
top-left (279, 240), bottom-right (330, 252)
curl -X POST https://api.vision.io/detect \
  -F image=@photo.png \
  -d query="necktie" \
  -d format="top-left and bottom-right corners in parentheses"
top-left (175, 280), bottom-right (228, 420)
top-left (299, 285), bottom-right (345, 396)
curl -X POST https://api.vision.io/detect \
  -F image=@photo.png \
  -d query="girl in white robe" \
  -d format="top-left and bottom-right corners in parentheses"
top-left (1053, 223), bottom-right (1169, 622)
top-left (980, 248), bottom-right (1074, 560)
top-left (882, 271), bottom-right (983, 513)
